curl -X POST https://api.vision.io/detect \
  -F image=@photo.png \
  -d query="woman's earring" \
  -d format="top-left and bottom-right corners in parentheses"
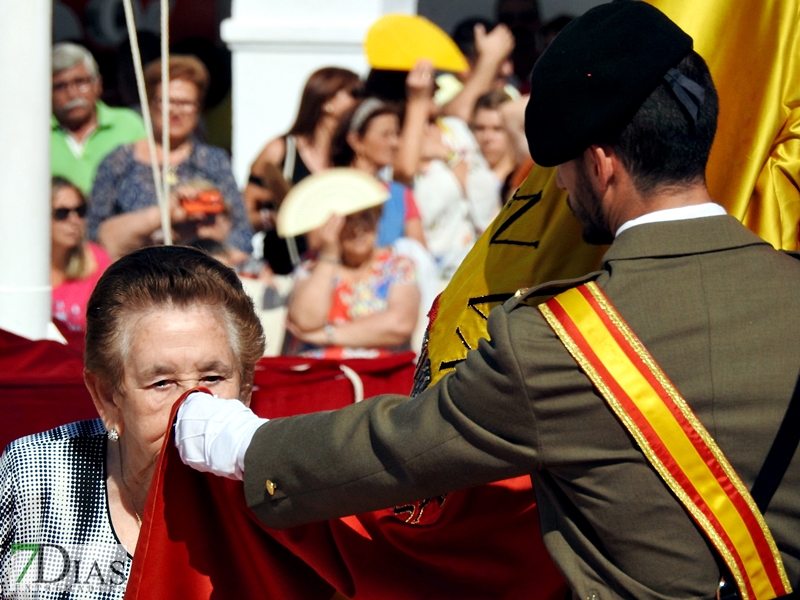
top-left (324, 104), bottom-right (333, 114)
top-left (107, 428), bottom-right (119, 441)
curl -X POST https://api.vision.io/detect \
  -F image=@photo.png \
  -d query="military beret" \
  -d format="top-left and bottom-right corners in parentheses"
top-left (525, 1), bottom-right (693, 167)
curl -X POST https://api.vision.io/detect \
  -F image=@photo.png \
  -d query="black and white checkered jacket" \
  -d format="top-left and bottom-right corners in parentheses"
top-left (1, 420), bottom-right (131, 599)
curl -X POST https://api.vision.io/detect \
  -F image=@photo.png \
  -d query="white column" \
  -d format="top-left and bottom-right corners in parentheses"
top-left (0, 0), bottom-right (58, 341)
top-left (223, 0), bottom-right (417, 186)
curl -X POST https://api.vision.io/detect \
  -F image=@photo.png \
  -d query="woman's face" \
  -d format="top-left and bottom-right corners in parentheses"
top-left (110, 304), bottom-right (241, 459)
top-left (152, 79), bottom-right (201, 143)
top-left (471, 107), bottom-right (511, 169)
top-left (340, 207), bottom-right (381, 265)
top-left (356, 113), bottom-right (400, 169)
top-left (51, 186), bottom-right (86, 251)
top-left (326, 87), bottom-right (357, 120)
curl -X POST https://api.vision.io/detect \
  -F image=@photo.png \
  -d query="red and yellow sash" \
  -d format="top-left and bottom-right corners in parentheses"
top-left (538, 282), bottom-right (791, 600)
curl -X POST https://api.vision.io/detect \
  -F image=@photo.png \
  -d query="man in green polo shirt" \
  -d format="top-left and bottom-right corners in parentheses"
top-left (51, 43), bottom-right (146, 195)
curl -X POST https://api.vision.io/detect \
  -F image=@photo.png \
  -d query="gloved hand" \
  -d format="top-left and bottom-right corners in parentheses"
top-left (175, 391), bottom-right (269, 480)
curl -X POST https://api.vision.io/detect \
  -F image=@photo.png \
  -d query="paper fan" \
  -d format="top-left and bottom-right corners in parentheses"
top-left (276, 169), bottom-right (389, 238)
top-left (365, 14), bottom-right (469, 73)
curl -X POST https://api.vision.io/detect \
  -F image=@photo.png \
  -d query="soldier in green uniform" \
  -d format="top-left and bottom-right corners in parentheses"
top-left (176, 3), bottom-right (800, 598)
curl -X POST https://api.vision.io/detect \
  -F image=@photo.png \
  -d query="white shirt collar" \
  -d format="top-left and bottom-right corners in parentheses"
top-left (615, 202), bottom-right (727, 237)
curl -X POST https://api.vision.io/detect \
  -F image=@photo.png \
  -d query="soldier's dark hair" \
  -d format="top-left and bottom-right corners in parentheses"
top-left (603, 50), bottom-right (719, 194)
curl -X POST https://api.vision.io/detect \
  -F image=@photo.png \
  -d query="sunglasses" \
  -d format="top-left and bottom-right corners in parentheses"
top-left (52, 204), bottom-right (87, 220)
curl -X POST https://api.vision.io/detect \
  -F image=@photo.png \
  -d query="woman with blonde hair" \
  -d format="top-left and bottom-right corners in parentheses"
top-left (51, 176), bottom-right (112, 330)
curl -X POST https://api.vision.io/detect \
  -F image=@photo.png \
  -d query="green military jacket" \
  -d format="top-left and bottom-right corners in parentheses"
top-left (244, 216), bottom-right (800, 599)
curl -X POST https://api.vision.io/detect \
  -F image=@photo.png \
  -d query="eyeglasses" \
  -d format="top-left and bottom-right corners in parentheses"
top-left (53, 77), bottom-right (94, 94)
top-left (52, 204), bottom-right (87, 220)
top-left (154, 98), bottom-right (199, 113)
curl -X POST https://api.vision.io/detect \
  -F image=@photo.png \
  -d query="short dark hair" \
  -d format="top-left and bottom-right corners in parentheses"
top-left (603, 50), bottom-right (719, 194)
top-left (288, 67), bottom-right (362, 137)
top-left (364, 69), bottom-right (417, 104)
top-left (331, 99), bottom-right (401, 167)
top-left (452, 17), bottom-right (495, 63)
top-left (85, 246), bottom-right (265, 402)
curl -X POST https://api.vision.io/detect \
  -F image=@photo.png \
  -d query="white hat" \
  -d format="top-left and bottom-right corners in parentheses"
top-left (276, 168), bottom-right (389, 238)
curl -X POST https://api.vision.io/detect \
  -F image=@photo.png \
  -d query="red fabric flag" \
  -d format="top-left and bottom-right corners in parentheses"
top-left (126, 354), bottom-right (568, 599)
top-left (0, 327), bottom-right (96, 452)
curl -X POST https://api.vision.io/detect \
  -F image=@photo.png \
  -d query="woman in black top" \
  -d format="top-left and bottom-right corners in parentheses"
top-left (243, 68), bottom-right (362, 274)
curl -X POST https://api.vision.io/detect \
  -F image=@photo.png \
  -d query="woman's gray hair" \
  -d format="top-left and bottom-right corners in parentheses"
top-left (84, 246), bottom-right (266, 403)
top-left (53, 42), bottom-right (99, 78)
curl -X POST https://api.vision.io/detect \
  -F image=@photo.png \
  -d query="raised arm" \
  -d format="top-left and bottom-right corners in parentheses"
top-left (441, 24), bottom-right (515, 122)
top-left (286, 215), bottom-right (345, 332)
top-left (393, 60), bottom-right (435, 185)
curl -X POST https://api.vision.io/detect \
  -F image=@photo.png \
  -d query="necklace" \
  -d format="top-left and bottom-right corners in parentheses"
top-left (117, 442), bottom-right (143, 528)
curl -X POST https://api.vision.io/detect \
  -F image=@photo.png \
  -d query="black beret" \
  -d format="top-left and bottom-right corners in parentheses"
top-left (525, 1), bottom-right (693, 167)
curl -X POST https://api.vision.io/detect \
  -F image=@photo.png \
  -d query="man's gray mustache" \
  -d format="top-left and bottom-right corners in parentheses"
top-left (63, 98), bottom-right (91, 111)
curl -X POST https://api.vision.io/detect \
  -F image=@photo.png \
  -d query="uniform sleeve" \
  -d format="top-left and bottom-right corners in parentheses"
top-left (243, 306), bottom-right (541, 529)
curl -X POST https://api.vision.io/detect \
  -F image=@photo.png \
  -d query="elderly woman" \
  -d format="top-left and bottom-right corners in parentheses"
top-left (51, 176), bottom-right (112, 330)
top-left (87, 56), bottom-right (253, 261)
top-left (0, 246), bottom-right (264, 598)
top-left (285, 205), bottom-right (420, 359)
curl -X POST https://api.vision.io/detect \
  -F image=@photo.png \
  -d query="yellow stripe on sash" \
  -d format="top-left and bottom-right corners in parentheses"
top-left (539, 282), bottom-right (790, 600)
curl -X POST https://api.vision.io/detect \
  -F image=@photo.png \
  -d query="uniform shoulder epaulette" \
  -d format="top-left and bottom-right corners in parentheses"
top-left (503, 270), bottom-right (604, 312)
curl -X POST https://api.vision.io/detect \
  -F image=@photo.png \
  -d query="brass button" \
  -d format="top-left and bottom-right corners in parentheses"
top-left (266, 480), bottom-right (277, 496)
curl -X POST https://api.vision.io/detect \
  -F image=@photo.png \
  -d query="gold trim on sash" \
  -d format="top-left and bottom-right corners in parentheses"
top-left (539, 282), bottom-right (790, 600)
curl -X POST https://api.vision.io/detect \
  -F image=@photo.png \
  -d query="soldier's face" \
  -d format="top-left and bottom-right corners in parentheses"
top-left (558, 158), bottom-right (614, 245)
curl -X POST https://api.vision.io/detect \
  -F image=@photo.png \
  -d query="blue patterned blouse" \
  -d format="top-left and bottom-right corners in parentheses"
top-left (87, 143), bottom-right (253, 253)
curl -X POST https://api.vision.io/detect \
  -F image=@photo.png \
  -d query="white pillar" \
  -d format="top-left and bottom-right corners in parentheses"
top-left (0, 0), bottom-right (58, 341)
top-left (223, 0), bottom-right (417, 185)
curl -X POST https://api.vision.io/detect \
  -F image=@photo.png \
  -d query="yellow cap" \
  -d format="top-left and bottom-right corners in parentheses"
top-left (365, 14), bottom-right (469, 73)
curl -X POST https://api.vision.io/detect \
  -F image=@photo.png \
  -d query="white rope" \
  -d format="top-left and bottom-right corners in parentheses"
top-left (121, 0), bottom-right (172, 245)
top-left (338, 365), bottom-right (365, 403)
top-left (160, 0), bottom-right (171, 245)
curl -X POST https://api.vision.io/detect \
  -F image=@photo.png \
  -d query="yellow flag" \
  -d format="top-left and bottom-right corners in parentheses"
top-left (655, 0), bottom-right (800, 249)
top-left (423, 0), bottom-right (800, 386)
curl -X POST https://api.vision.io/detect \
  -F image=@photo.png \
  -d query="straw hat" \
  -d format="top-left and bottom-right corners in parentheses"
top-left (276, 168), bottom-right (389, 238)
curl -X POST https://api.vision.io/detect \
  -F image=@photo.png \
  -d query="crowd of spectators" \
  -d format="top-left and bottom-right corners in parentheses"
top-left (47, 3), bottom-right (573, 358)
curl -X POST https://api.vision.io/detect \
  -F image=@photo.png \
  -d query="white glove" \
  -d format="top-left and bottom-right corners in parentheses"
top-left (175, 391), bottom-right (268, 480)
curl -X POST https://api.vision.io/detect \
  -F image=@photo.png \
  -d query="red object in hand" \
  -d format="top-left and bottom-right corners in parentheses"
top-left (181, 189), bottom-right (225, 215)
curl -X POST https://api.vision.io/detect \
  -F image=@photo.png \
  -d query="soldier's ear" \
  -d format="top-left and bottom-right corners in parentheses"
top-left (584, 144), bottom-right (616, 191)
